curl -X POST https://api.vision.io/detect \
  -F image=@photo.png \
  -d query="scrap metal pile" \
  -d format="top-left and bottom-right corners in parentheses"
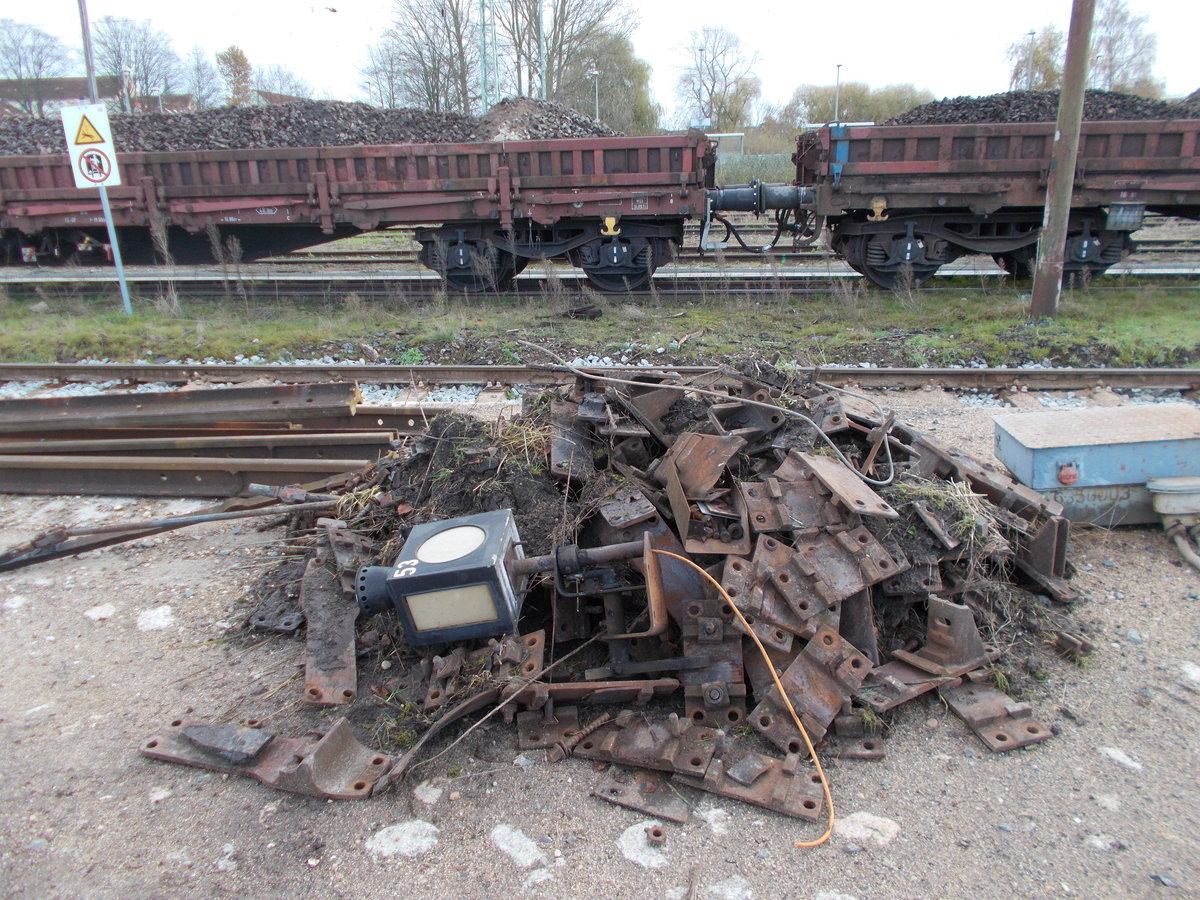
top-left (140, 365), bottom-right (1088, 822)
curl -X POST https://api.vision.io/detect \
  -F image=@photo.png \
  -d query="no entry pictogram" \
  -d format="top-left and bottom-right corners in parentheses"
top-left (78, 148), bottom-right (113, 184)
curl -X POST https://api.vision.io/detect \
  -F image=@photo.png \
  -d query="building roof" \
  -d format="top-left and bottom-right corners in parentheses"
top-left (0, 76), bottom-right (124, 103)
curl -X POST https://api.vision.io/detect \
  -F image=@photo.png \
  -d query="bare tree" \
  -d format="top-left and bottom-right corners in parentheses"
top-left (676, 27), bottom-right (760, 131)
top-left (360, 29), bottom-right (406, 108)
top-left (1089, 0), bottom-right (1163, 97)
top-left (93, 16), bottom-right (181, 112)
top-left (495, 0), bottom-right (632, 101)
top-left (216, 46), bottom-right (253, 107)
top-left (182, 47), bottom-right (221, 110)
top-left (1006, 26), bottom-right (1065, 91)
top-left (0, 19), bottom-right (76, 117)
top-left (361, 0), bottom-right (477, 113)
top-left (254, 64), bottom-right (313, 99)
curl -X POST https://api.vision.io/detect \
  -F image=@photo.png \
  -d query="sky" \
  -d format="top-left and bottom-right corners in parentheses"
top-left (14, 1), bottom-right (1200, 118)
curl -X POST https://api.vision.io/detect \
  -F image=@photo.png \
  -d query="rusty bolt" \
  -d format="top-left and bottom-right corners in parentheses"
top-left (706, 687), bottom-right (725, 703)
top-left (645, 824), bottom-right (666, 846)
top-left (703, 621), bottom-right (718, 635)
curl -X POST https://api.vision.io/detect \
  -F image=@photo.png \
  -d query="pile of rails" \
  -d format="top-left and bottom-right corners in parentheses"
top-left (0, 382), bottom-right (410, 500)
top-left (135, 365), bottom-right (1088, 820)
top-left (0, 97), bottom-right (617, 157)
top-left (885, 88), bottom-right (1200, 125)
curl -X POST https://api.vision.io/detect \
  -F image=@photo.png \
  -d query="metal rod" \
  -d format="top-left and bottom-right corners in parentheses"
top-left (1030, 0), bottom-right (1096, 318)
top-left (55, 499), bottom-right (338, 538)
top-left (76, 0), bottom-right (132, 316)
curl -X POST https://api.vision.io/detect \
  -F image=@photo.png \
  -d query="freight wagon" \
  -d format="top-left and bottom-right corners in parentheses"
top-left (0, 132), bottom-right (717, 292)
top-left (791, 118), bottom-right (1200, 287)
top-left (2, 117), bottom-right (1198, 291)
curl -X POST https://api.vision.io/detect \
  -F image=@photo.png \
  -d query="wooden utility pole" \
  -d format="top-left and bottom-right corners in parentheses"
top-left (1030, 0), bottom-right (1095, 318)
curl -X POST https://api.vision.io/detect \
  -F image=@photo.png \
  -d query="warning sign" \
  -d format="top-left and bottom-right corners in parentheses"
top-left (61, 103), bottom-right (121, 189)
top-left (74, 115), bottom-right (106, 145)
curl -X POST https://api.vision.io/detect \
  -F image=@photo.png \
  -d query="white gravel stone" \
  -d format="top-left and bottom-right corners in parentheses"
top-left (490, 824), bottom-right (546, 868)
top-left (1099, 747), bottom-right (1143, 771)
top-left (3, 595), bottom-right (28, 611)
top-left (832, 811), bottom-right (901, 849)
top-left (698, 806), bottom-right (731, 835)
top-left (365, 821), bottom-right (439, 858)
top-left (136, 605), bottom-right (175, 631)
top-left (1181, 661), bottom-right (1200, 684)
top-left (616, 820), bottom-right (667, 868)
top-left (704, 875), bottom-right (754, 900)
top-left (413, 780), bottom-right (444, 805)
top-left (84, 603), bottom-right (116, 621)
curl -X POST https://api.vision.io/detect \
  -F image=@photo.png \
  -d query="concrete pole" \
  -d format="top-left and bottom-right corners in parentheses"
top-left (1029, 0), bottom-right (1095, 319)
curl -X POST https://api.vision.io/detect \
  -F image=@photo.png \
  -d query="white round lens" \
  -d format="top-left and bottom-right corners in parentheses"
top-left (416, 525), bottom-right (488, 564)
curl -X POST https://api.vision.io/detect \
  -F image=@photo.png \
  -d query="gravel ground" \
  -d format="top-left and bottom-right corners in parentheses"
top-left (1, 388), bottom-right (1198, 899)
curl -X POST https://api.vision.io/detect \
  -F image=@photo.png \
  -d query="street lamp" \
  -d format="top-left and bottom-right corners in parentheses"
top-left (834, 63), bottom-right (843, 123)
top-left (1026, 30), bottom-right (1037, 91)
top-left (588, 68), bottom-right (599, 120)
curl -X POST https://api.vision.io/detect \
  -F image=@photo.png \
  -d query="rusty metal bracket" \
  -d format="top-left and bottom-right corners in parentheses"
top-left (550, 399), bottom-right (597, 482)
top-left (300, 558), bottom-right (359, 706)
top-left (856, 659), bottom-right (964, 713)
top-left (750, 627), bottom-right (872, 751)
top-left (142, 717), bottom-right (390, 799)
top-left (517, 704), bottom-right (581, 750)
top-left (939, 671), bottom-right (1053, 752)
top-left (794, 451), bottom-right (900, 519)
top-left (892, 596), bottom-right (994, 677)
top-left (571, 710), bottom-right (717, 779)
top-left (741, 477), bottom-right (843, 533)
top-left (674, 750), bottom-right (826, 822)
top-left (593, 768), bottom-right (691, 823)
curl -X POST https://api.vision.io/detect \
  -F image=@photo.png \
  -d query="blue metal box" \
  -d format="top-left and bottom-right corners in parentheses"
top-left (993, 404), bottom-right (1200, 525)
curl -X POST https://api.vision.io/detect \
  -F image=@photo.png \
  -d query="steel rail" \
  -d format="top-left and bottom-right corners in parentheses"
top-left (0, 363), bottom-right (1196, 392)
top-left (0, 454), bottom-right (372, 497)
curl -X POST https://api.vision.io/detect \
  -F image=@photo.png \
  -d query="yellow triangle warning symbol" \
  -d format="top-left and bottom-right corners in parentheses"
top-left (74, 115), bottom-right (106, 145)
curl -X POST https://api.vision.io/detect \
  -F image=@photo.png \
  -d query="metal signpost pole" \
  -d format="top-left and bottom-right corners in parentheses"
top-left (76, 0), bottom-right (131, 315)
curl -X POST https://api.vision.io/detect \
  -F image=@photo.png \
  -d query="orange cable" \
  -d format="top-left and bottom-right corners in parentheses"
top-left (651, 548), bottom-right (835, 848)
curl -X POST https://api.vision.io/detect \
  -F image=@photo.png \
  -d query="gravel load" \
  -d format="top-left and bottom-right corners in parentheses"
top-left (480, 97), bottom-right (619, 140)
top-left (0, 97), bottom-right (617, 157)
top-left (884, 89), bottom-right (1199, 125)
top-left (1176, 87), bottom-right (1200, 117)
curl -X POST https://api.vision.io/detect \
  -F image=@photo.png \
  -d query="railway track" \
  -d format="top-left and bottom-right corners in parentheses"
top-left (1, 362), bottom-right (1196, 393)
top-left (2, 258), bottom-right (1197, 300)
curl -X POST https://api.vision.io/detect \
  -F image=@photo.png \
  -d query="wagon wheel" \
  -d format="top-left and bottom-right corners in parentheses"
top-left (432, 243), bottom-right (520, 293)
top-left (579, 237), bottom-right (658, 292)
top-left (843, 234), bottom-right (941, 290)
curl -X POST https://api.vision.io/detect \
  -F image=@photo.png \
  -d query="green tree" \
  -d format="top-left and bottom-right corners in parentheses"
top-left (1006, 26), bottom-right (1064, 91)
top-left (556, 31), bottom-right (658, 132)
top-left (775, 82), bottom-right (933, 126)
top-left (216, 45), bottom-right (253, 107)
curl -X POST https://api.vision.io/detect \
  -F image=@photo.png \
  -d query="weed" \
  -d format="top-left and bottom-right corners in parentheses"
top-left (859, 706), bottom-right (883, 735)
top-left (396, 346), bottom-right (426, 365)
top-left (991, 667), bottom-right (1011, 694)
